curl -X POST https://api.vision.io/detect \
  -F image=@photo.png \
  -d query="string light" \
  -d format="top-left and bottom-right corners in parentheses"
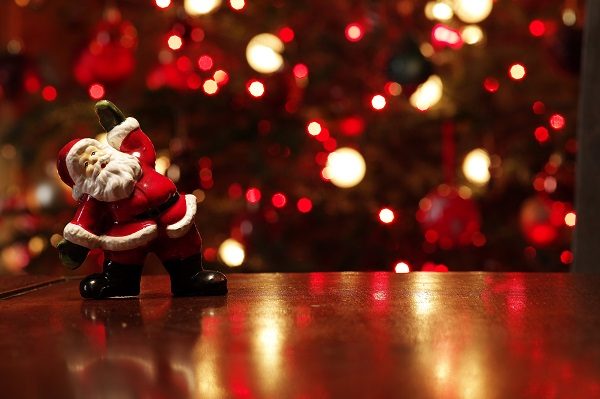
top-left (461, 25), bottom-right (484, 45)
top-left (378, 208), bottom-right (395, 224)
top-left (371, 95), bottom-right (386, 110)
top-left (394, 262), bottom-right (410, 273)
top-left (483, 77), bottom-right (499, 93)
top-left (198, 55), bottom-right (213, 70)
top-left (155, 0), bottom-right (171, 8)
top-left (307, 121), bottom-right (322, 136)
top-left (345, 23), bottom-right (364, 42)
top-left (529, 20), bottom-right (546, 37)
top-left (229, 0), bottom-right (245, 11)
top-left (167, 34), bottom-right (183, 50)
top-left (534, 126), bottom-right (549, 143)
top-left (247, 80), bottom-right (265, 97)
top-left (278, 27), bottom-right (295, 43)
top-left (271, 193), bottom-right (287, 208)
top-left (549, 114), bottom-right (565, 130)
top-left (297, 197), bottom-right (313, 213)
top-left (88, 83), bottom-right (105, 100)
top-left (246, 33), bottom-right (284, 74)
top-left (246, 187), bottom-right (261, 203)
top-left (453, 0), bottom-right (493, 24)
top-left (293, 63), bottom-right (309, 79)
top-left (462, 148), bottom-right (491, 185)
top-left (184, 0), bottom-right (221, 15)
top-left (509, 63), bottom-right (526, 80)
top-left (203, 79), bottom-right (218, 95)
top-left (325, 147), bottom-right (366, 188)
top-left (214, 70), bottom-right (229, 84)
top-left (218, 238), bottom-right (245, 267)
top-left (564, 212), bottom-right (576, 227)
top-left (41, 85), bottom-right (57, 101)
top-left (409, 75), bottom-right (443, 111)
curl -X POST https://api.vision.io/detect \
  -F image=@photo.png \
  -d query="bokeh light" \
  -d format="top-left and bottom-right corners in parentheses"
top-left (409, 75), bottom-right (443, 111)
top-left (509, 63), bottom-right (526, 80)
top-left (549, 114), bottom-right (565, 130)
top-left (564, 212), bottom-right (576, 227)
top-left (379, 208), bottom-right (395, 224)
top-left (246, 33), bottom-right (285, 74)
top-left (345, 23), bottom-right (364, 42)
top-left (203, 79), bottom-right (218, 95)
top-left (247, 80), bottom-right (265, 97)
top-left (461, 25), bottom-right (484, 44)
top-left (230, 0), bottom-right (245, 11)
top-left (167, 34), bottom-right (183, 50)
top-left (371, 95), bottom-right (386, 110)
top-left (394, 261), bottom-right (410, 273)
top-left (325, 147), bottom-right (366, 188)
top-left (431, 2), bottom-right (453, 21)
top-left (529, 20), bottom-right (546, 37)
top-left (88, 83), bottom-right (105, 100)
top-left (218, 238), bottom-right (245, 267)
top-left (272, 193), bottom-right (287, 208)
top-left (184, 0), bottom-right (222, 15)
top-left (297, 197), bottom-right (313, 213)
top-left (246, 187), bottom-right (261, 203)
top-left (453, 0), bottom-right (493, 23)
top-left (155, 0), bottom-right (171, 8)
top-left (42, 85), bottom-right (57, 101)
top-left (462, 148), bottom-right (491, 185)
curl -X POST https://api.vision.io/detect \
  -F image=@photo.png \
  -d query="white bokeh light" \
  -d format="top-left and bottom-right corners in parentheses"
top-left (184, 0), bottom-right (222, 15)
top-left (453, 0), bottom-right (493, 24)
top-left (246, 33), bottom-right (285, 74)
top-left (409, 75), bottom-right (443, 111)
top-left (324, 147), bottom-right (366, 188)
top-left (462, 148), bottom-right (491, 185)
top-left (218, 238), bottom-right (245, 267)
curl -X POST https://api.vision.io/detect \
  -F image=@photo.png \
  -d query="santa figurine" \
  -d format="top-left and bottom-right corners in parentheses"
top-left (56, 100), bottom-right (227, 299)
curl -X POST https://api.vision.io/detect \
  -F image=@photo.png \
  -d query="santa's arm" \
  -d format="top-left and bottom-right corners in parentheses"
top-left (106, 118), bottom-right (157, 167)
top-left (63, 194), bottom-right (109, 249)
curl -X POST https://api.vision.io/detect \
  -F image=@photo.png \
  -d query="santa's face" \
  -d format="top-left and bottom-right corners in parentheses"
top-left (71, 140), bottom-right (142, 202)
top-left (76, 145), bottom-right (110, 179)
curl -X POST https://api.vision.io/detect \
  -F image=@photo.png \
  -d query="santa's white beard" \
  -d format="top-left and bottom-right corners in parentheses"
top-left (72, 146), bottom-right (142, 202)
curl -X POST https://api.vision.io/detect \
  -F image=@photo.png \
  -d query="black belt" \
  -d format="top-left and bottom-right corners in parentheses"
top-left (134, 193), bottom-right (180, 220)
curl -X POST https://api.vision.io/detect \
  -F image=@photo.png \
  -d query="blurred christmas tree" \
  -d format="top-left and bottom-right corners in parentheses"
top-left (0, 0), bottom-right (582, 275)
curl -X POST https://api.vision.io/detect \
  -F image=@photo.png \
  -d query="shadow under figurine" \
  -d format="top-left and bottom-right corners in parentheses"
top-left (56, 100), bottom-right (227, 299)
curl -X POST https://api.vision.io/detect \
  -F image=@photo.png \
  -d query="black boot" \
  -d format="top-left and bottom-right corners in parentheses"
top-left (80, 260), bottom-right (144, 299)
top-left (163, 254), bottom-right (227, 297)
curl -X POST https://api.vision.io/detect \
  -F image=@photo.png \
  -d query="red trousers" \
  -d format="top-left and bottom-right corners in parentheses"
top-left (104, 224), bottom-right (202, 265)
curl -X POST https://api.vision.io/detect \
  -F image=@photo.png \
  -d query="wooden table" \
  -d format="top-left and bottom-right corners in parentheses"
top-left (1, 272), bottom-right (599, 398)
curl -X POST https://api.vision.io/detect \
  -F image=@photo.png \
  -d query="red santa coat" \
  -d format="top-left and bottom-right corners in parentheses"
top-left (63, 118), bottom-right (197, 251)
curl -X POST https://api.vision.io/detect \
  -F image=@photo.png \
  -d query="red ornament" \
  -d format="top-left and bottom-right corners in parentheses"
top-left (416, 185), bottom-right (481, 248)
top-left (74, 9), bottom-right (137, 86)
top-left (520, 196), bottom-right (571, 247)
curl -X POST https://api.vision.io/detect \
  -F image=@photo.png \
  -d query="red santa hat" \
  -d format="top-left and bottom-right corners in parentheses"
top-left (56, 138), bottom-right (99, 187)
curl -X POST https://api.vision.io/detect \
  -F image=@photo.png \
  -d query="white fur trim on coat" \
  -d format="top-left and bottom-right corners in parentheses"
top-left (166, 194), bottom-right (197, 238)
top-left (100, 224), bottom-right (158, 251)
top-left (63, 222), bottom-right (101, 249)
top-left (107, 117), bottom-right (140, 150)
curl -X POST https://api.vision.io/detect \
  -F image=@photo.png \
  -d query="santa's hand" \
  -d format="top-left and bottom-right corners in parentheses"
top-left (57, 239), bottom-right (89, 270)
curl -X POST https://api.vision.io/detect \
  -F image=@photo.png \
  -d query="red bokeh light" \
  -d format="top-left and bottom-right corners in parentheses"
top-left (532, 100), bottom-right (545, 114)
top-left (549, 113), bottom-right (565, 130)
top-left (272, 193), bottom-right (287, 208)
top-left (228, 183), bottom-right (243, 199)
top-left (297, 197), bottom-right (313, 213)
top-left (203, 247), bottom-right (217, 262)
top-left (483, 77), bottom-right (499, 93)
top-left (534, 126), bottom-right (549, 143)
top-left (246, 187), bottom-right (261, 203)
top-left (560, 250), bottom-right (573, 264)
top-left (529, 20), bottom-right (546, 37)
top-left (432, 24), bottom-right (463, 49)
top-left (88, 83), bottom-right (105, 100)
top-left (293, 63), bottom-right (309, 79)
top-left (198, 55), bottom-right (213, 71)
top-left (278, 27), bottom-right (295, 43)
top-left (345, 23), bottom-right (364, 42)
top-left (42, 85), bottom-right (57, 101)
top-left (340, 116), bottom-right (365, 136)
